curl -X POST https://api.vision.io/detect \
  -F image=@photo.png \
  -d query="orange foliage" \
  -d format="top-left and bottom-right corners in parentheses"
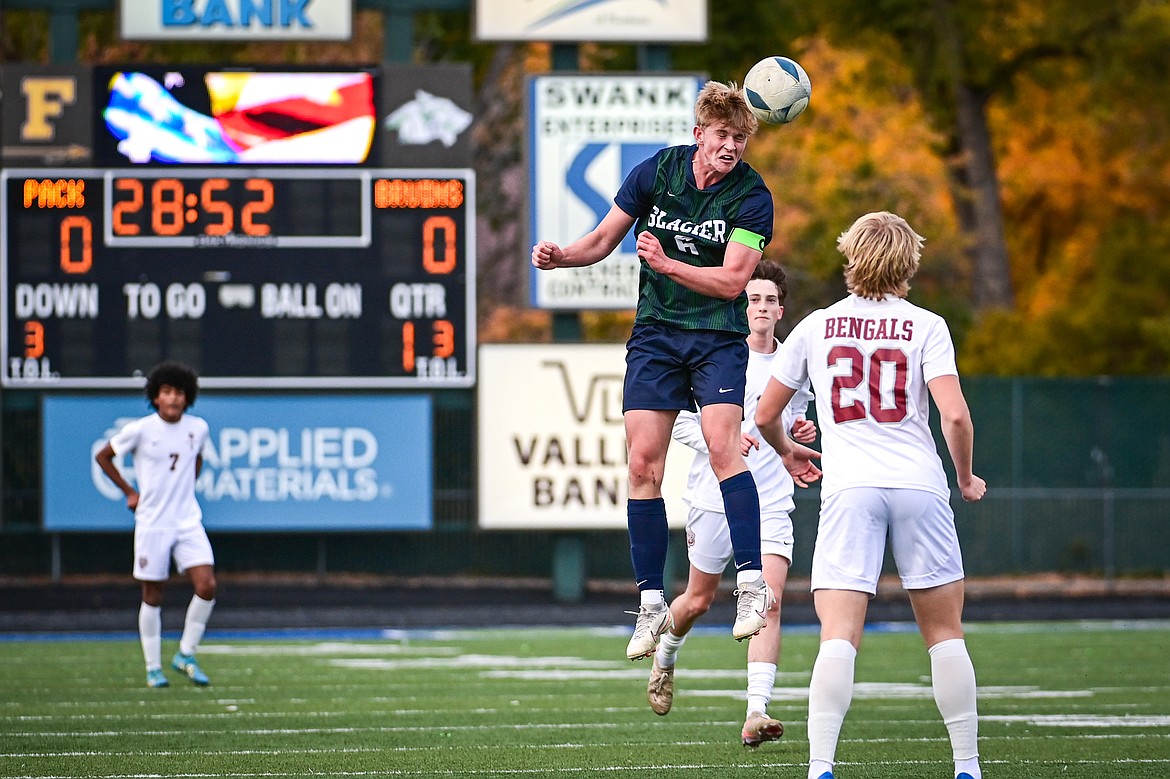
top-left (479, 306), bottom-right (552, 343)
top-left (745, 37), bottom-right (963, 295)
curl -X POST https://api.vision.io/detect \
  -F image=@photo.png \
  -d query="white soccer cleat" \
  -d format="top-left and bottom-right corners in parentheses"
top-left (626, 603), bottom-right (673, 660)
top-left (741, 710), bottom-right (784, 747)
top-left (646, 655), bottom-right (675, 715)
top-left (732, 580), bottom-right (775, 641)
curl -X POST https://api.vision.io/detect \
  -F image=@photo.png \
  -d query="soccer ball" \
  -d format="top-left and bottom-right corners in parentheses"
top-left (743, 56), bottom-right (811, 125)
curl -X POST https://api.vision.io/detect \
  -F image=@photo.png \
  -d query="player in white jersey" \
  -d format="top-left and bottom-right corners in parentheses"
top-left (646, 261), bottom-right (817, 747)
top-left (754, 212), bottom-right (986, 779)
top-left (95, 361), bottom-right (217, 689)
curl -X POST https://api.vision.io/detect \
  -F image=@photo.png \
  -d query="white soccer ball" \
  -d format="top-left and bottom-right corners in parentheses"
top-left (743, 56), bottom-right (811, 125)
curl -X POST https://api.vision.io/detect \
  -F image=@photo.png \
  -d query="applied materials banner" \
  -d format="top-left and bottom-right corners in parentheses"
top-left (44, 394), bottom-right (432, 530)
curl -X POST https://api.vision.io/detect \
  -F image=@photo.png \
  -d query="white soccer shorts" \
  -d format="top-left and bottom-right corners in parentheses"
top-left (685, 505), bottom-right (794, 575)
top-left (811, 486), bottom-right (964, 594)
top-left (133, 523), bottom-right (215, 582)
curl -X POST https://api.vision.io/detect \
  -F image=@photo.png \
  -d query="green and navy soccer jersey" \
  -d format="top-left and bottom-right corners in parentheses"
top-left (614, 144), bottom-right (773, 334)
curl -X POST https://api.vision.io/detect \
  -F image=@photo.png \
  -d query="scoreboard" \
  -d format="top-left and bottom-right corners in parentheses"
top-left (1, 62), bottom-right (478, 389)
top-left (2, 167), bottom-right (475, 388)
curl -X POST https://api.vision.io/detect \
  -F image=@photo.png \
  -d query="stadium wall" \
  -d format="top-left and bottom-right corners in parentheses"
top-left (1, 377), bottom-right (1168, 581)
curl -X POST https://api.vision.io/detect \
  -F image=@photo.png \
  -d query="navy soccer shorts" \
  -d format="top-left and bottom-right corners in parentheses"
top-left (623, 322), bottom-right (748, 412)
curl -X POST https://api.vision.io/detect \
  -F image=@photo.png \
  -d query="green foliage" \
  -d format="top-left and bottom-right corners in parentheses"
top-left (3, 1), bottom-right (1169, 372)
top-left (962, 218), bottom-right (1170, 375)
top-left (0, 10), bottom-right (47, 60)
top-left (672, 4), bottom-right (808, 84)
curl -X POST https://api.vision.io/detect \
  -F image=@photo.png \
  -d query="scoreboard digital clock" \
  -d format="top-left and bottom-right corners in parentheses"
top-left (2, 168), bottom-right (475, 388)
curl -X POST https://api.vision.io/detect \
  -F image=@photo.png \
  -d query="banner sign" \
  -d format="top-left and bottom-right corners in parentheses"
top-left (119, 0), bottom-right (353, 41)
top-left (475, 0), bottom-right (707, 42)
top-left (477, 344), bottom-right (688, 529)
top-left (527, 74), bottom-right (703, 310)
top-left (44, 394), bottom-right (433, 531)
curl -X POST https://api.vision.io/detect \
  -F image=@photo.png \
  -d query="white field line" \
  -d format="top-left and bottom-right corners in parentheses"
top-left (4, 730), bottom-right (1169, 759)
top-left (8, 716), bottom-right (1170, 739)
top-left (5, 757), bottom-right (1170, 778)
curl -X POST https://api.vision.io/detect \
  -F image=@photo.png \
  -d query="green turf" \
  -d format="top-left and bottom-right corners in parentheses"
top-left (2, 622), bottom-right (1169, 778)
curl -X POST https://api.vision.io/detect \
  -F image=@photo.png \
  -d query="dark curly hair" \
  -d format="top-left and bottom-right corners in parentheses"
top-left (145, 360), bottom-right (199, 409)
top-left (751, 259), bottom-right (788, 304)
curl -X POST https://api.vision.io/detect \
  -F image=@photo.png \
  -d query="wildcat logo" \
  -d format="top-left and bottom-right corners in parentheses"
top-left (383, 90), bottom-right (472, 148)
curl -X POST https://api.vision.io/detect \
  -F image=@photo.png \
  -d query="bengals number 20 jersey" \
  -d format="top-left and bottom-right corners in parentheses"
top-left (770, 294), bottom-right (958, 500)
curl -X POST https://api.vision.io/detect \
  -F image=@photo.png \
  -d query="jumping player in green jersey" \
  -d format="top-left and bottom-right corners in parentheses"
top-left (532, 81), bottom-right (791, 660)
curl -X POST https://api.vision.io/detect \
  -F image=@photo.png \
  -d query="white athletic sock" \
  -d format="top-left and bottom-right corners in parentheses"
top-left (929, 638), bottom-right (980, 773)
top-left (655, 628), bottom-right (686, 667)
top-left (745, 661), bottom-right (776, 715)
top-left (138, 602), bottom-right (163, 671)
top-left (807, 638), bottom-right (856, 771)
top-left (735, 570), bottom-right (763, 588)
top-left (955, 756), bottom-right (982, 779)
top-left (808, 759), bottom-right (833, 779)
top-left (640, 589), bottom-right (665, 608)
top-left (178, 595), bottom-right (215, 657)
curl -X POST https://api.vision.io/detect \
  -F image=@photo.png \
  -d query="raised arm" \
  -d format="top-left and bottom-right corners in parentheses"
top-left (531, 205), bottom-right (637, 270)
top-left (927, 374), bottom-right (986, 502)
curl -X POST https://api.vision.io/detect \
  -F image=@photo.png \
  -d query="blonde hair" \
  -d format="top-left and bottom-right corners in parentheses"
top-left (695, 80), bottom-right (759, 136)
top-left (838, 211), bottom-right (924, 299)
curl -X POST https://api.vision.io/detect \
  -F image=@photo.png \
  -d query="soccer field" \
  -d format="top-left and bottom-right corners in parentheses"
top-left (3, 622), bottom-right (1168, 778)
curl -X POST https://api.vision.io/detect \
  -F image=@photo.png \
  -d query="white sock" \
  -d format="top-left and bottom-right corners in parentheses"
top-left (808, 760), bottom-right (834, 779)
top-left (955, 757), bottom-right (982, 779)
top-left (179, 595), bottom-right (215, 657)
top-left (138, 602), bottom-right (163, 671)
top-left (807, 638), bottom-right (856, 771)
top-left (655, 629), bottom-right (686, 667)
top-left (640, 589), bottom-right (665, 608)
top-left (735, 570), bottom-right (763, 588)
top-left (746, 661), bottom-right (776, 715)
top-left (929, 638), bottom-right (980, 775)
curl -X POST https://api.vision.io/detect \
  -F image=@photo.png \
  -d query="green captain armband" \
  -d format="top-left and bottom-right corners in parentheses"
top-left (729, 227), bottom-right (766, 252)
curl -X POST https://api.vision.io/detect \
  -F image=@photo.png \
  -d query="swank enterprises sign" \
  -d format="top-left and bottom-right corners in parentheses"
top-left (119, 0), bottom-right (353, 40)
top-left (528, 74), bottom-right (703, 310)
top-left (44, 394), bottom-right (432, 530)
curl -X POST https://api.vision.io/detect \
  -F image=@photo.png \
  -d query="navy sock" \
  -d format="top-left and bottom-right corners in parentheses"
top-left (627, 498), bottom-right (668, 591)
top-left (720, 471), bottom-right (761, 573)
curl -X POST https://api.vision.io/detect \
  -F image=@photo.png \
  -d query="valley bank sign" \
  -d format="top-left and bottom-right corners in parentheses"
top-left (43, 395), bottom-right (432, 530)
top-left (119, 0), bottom-right (352, 40)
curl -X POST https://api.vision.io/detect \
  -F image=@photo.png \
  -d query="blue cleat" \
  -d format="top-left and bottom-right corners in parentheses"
top-left (146, 668), bottom-right (170, 688)
top-left (815, 773), bottom-right (834, 779)
top-left (171, 651), bottom-right (210, 686)
top-left (956, 774), bottom-right (976, 779)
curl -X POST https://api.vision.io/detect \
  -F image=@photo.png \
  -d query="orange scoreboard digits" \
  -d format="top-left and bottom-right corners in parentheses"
top-left (1, 168), bottom-right (476, 388)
